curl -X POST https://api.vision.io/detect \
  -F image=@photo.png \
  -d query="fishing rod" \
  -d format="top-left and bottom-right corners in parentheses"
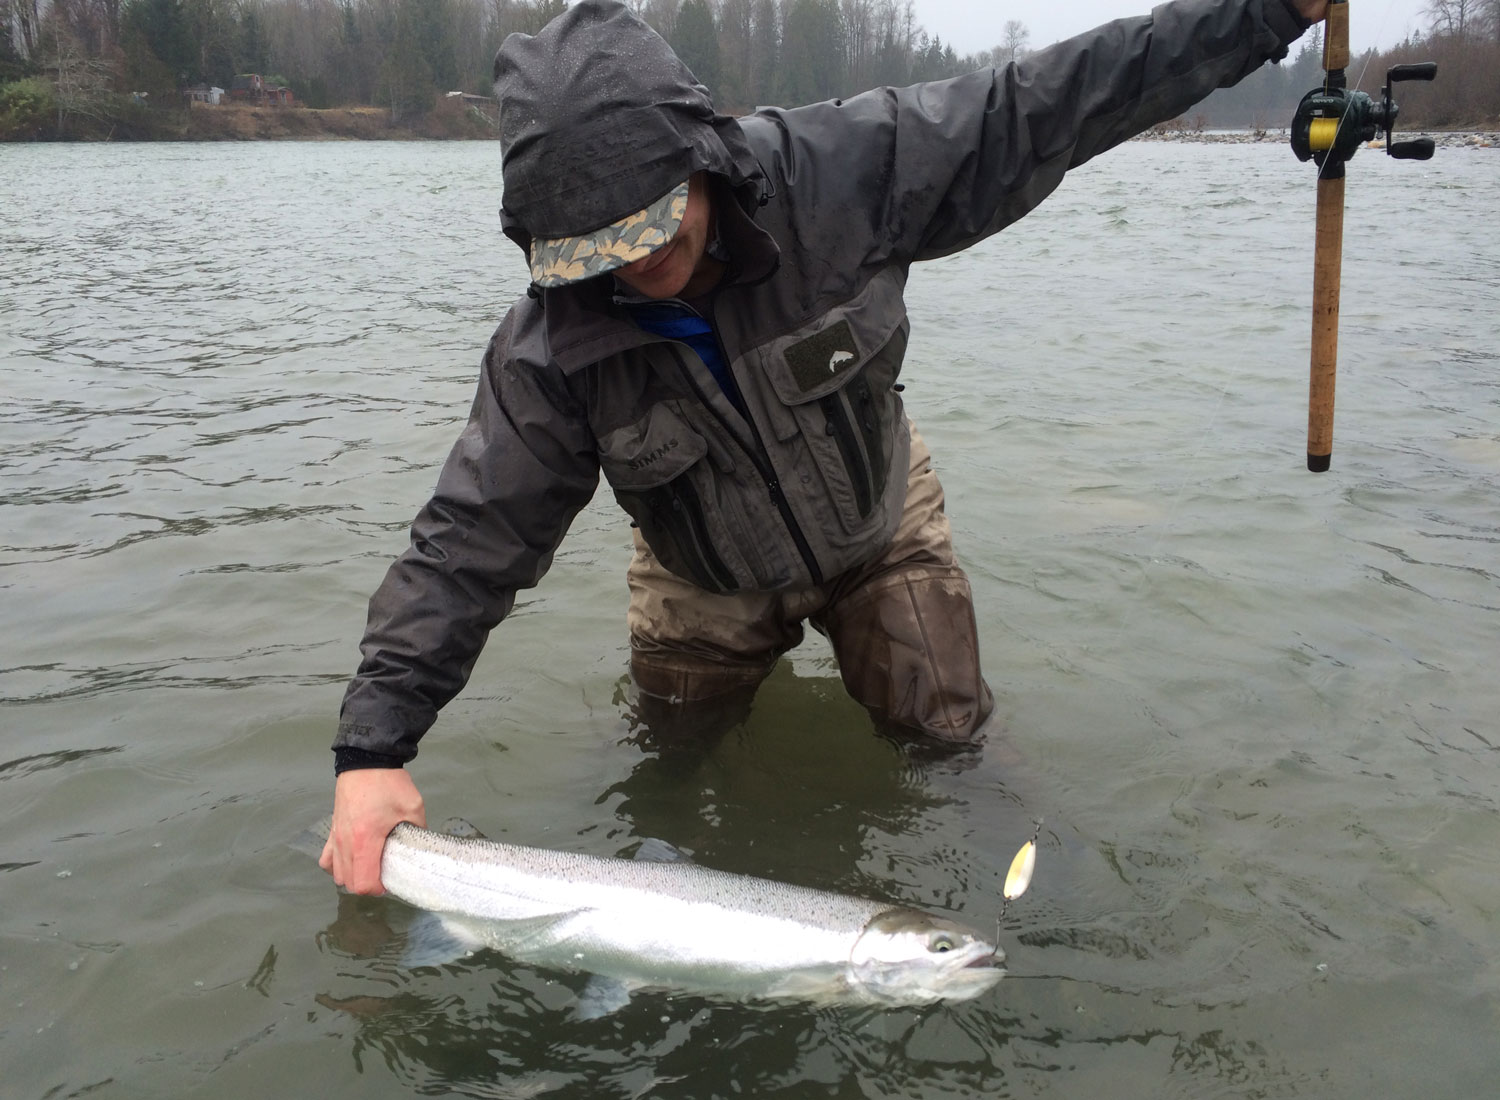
top-left (1289, 0), bottom-right (1437, 472)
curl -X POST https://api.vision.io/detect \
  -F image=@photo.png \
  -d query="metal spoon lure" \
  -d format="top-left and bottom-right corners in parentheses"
top-left (996, 817), bottom-right (1042, 943)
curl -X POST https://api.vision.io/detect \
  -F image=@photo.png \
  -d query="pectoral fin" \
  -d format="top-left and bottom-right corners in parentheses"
top-left (575, 974), bottom-right (641, 1020)
top-left (401, 912), bottom-right (486, 970)
top-left (631, 837), bottom-right (693, 863)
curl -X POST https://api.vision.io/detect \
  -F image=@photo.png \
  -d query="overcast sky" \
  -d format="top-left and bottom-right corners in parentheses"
top-left (912, 1), bottom-right (1432, 57)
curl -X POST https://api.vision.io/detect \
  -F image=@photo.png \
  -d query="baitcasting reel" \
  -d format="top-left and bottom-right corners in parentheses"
top-left (1290, 61), bottom-right (1439, 177)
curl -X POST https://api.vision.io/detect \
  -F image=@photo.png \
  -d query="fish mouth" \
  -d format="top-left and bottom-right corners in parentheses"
top-left (938, 945), bottom-right (1007, 1001)
top-left (952, 940), bottom-right (1005, 971)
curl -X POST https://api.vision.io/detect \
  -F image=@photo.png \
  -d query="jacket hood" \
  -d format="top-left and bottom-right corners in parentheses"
top-left (492, 0), bottom-right (764, 256)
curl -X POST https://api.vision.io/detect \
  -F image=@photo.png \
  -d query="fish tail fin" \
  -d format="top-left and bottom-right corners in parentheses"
top-left (289, 816), bottom-right (333, 859)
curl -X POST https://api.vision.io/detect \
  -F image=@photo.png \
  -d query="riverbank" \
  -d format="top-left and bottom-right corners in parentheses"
top-left (177, 100), bottom-right (498, 140)
top-left (1134, 126), bottom-right (1498, 148)
top-left (0, 97), bottom-right (499, 142)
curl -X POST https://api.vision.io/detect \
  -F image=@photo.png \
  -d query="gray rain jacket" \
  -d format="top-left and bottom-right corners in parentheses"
top-left (335, 0), bottom-right (1310, 765)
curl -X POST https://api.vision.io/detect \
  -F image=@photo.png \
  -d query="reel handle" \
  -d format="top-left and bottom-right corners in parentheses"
top-left (1387, 62), bottom-right (1438, 83)
top-left (1390, 139), bottom-right (1435, 160)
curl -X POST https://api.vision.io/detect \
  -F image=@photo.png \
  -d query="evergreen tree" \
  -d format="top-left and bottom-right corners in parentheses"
top-left (183, 0), bottom-right (235, 87)
top-left (122, 0), bottom-right (199, 84)
top-left (869, 28), bottom-right (909, 88)
top-left (239, 4), bottom-right (269, 75)
top-left (1287, 24), bottom-right (1323, 92)
top-left (781, 0), bottom-right (843, 105)
top-left (1, 22), bottom-right (38, 84)
top-left (411, 0), bottom-right (457, 91)
top-left (381, 0), bottom-right (434, 119)
top-left (910, 32), bottom-right (947, 81)
top-left (120, 20), bottom-right (178, 98)
top-left (715, 0), bottom-right (754, 109)
top-left (748, 0), bottom-right (779, 105)
top-left (672, 0), bottom-right (719, 96)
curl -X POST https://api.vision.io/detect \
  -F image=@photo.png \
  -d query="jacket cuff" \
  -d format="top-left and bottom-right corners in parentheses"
top-left (333, 746), bottom-right (409, 775)
top-left (332, 712), bottom-right (422, 765)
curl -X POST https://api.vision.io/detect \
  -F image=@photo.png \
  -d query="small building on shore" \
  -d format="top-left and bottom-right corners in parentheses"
top-left (185, 85), bottom-right (225, 106)
top-left (229, 75), bottom-right (295, 107)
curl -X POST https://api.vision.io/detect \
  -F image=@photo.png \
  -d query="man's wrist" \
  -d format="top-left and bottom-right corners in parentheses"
top-left (1285, 0), bottom-right (1318, 33)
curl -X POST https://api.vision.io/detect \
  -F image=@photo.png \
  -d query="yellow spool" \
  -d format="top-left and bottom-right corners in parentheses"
top-left (1308, 118), bottom-right (1340, 151)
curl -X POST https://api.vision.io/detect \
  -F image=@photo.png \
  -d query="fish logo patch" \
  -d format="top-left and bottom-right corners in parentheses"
top-left (785, 321), bottom-right (859, 393)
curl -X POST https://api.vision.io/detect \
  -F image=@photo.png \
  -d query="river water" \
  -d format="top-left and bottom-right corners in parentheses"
top-left (1, 137), bottom-right (1495, 1098)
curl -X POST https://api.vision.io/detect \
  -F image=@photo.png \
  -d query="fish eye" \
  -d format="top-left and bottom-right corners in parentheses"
top-left (930, 934), bottom-right (955, 953)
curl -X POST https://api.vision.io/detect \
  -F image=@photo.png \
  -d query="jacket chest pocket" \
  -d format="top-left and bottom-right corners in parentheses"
top-left (758, 317), bottom-right (907, 536)
top-left (597, 401), bottom-right (749, 594)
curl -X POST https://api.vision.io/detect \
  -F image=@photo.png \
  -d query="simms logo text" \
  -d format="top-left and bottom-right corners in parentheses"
top-left (628, 438), bottom-right (679, 470)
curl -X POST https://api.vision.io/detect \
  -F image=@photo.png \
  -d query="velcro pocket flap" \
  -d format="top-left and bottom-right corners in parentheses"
top-left (762, 319), bottom-right (868, 406)
top-left (760, 270), bottom-right (908, 408)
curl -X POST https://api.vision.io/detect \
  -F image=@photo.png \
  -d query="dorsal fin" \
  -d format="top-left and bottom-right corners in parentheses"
top-left (439, 817), bottom-right (487, 840)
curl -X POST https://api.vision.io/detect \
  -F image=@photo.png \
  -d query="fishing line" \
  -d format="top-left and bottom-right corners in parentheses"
top-left (1119, 0), bottom-right (1402, 635)
top-left (1322, 0), bottom-right (1404, 178)
top-left (992, 0), bottom-right (1405, 947)
top-left (994, 40), bottom-right (1281, 938)
top-left (1110, 357), bottom-right (1238, 643)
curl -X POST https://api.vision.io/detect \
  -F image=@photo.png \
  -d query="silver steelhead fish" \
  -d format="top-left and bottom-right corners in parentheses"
top-left (311, 820), bottom-right (1004, 1013)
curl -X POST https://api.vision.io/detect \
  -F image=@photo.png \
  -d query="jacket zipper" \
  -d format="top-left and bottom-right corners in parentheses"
top-left (667, 479), bottom-right (737, 592)
top-left (847, 373), bottom-right (888, 502)
top-left (819, 392), bottom-right (873, 518)
top-left (665, 343), bottom-right (825, 587)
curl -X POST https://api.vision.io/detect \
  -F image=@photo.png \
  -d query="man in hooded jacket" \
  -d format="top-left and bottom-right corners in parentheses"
top-left (322, 0), bottom-right (1330, 895)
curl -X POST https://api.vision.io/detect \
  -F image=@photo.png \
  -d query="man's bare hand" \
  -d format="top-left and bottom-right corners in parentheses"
top-left (1293, 0), bottom-right (1329, 23)
top-left (318, 768), bottom-right (426, 895)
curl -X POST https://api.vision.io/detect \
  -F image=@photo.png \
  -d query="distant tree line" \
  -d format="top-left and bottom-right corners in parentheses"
top-left (0, 0), bottom-right (1026, 128)
top-left (3, 0), bottom-right (1497, 140)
